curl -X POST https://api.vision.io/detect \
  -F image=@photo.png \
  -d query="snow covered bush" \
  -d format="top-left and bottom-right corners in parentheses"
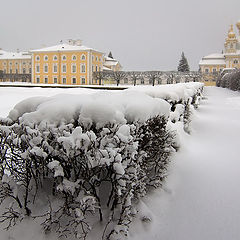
top-left (217, 69), bottom-right (240, 91)
top-left (0, 83), bottom-right (203, 239)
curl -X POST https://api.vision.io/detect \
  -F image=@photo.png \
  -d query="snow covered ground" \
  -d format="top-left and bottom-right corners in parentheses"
top-left (0, 86), bottom-right (240, 240)
top-left (129, 86), bottom-right (240, 240)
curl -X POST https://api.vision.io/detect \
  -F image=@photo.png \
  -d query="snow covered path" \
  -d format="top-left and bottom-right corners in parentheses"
top-left (129, 87), bottom-right (240, 240)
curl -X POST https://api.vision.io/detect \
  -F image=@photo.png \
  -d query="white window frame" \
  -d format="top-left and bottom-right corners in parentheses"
top-left (62, 63), bottom-right (67, 73)
top-left (44, 76), bottom-right (48, 84)
top-left (80, 64), bottom-right (86, 73)
top-left (72, 76), bottom-right (77, 84)
top-left (62, 76), bottom-right (67, 84)
top-left (205, 68), bottom-right (209, 73)
top-left (44, 63), bottom-right (48, 73)
top-left (36, 76), bottom-right (40, 83)
top-left (36, 64), bottom-right (40, 73)
top-left (72, 63), bottom-right (77, 73)
top-left (72, 55), bottom-right (77, 61)
top-left (53, 55), bottom-right (58, 61)
top-left (62, 55), bottom-right (67, 61)
top-left (81, 54), bottom-right (86, 60)
top-left (53, 63), bottom-right (58, 73)
top-left (53, 76), bottom-right (58, 84)
top-left (44, 55), bottom-right (48, 61)
top-left (81, 77), bottom-right (86, 85)
top-left (35, 55), bottom-right (40, 61)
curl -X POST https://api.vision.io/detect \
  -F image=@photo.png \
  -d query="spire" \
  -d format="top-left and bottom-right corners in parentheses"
top-left (228, 24), bottom-right (236, 39)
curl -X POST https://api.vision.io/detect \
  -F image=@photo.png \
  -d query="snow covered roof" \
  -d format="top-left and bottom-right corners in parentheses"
top-left (199, 53), bottom-right (226, 66)
top-left (202, 53), bottom-right (225, 59)
top-left (0, 51), bottom-right (31, 60)
top-left (102, 66), bottom-right (112, 71)
top-left (31, 43), bottom-right (103, 54)
top-left (104, 61), bottom-right (119, 66)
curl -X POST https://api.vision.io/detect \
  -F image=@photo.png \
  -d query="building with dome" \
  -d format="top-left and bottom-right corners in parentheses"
top-left (199, 20), bottom-right (240, 84)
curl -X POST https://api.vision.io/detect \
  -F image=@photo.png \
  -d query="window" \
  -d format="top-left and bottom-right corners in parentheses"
top-left (44, 55), bottom-right (48, 61)
top-left (213, 68), bottom-right (216, 73)
top-left (99, 57), bottom-right (101, 62)
top-left (62, 55), bottom-right (66, 61)
top-left (23, 68), bottom-right (26, 74)
top-left (81, 54), bottom-right (86, 60)
top-left (53, 64), bottom-right (58, 73)
top-left (62, 64), bottom-right (66, 73)
top-left (205, 69), bottom-right (209, 73)
top-left (3, 62), bottom-right (6, 66)
top-left (219, 68), bottom-right (223, 72)
top-left (72, 64), bottom-right (76, 73)
top-left (92, 65), bottom-right (94, 72)
top-left (62, 77), bottom-right (66, 84)
top-left (96, 65), bottom-right (98, 72)
top-left (10, 69), bottom-right (12, 74)
top-left (99, 66), bottom-right (101, 72)
top-left (35, 55), bottom-right (40, 61)
top-left (9, 62), bottom-right (12, 66)
top-left (72, 77), bottom-right (76, 84)
top-left (141, 78), bottom-right (144, 84)
top-left (36, 77), bottom-right (40, 83)
top-left (23, 62), bottom-right (26, 65)
top-left (44, 77), bottom-right (48, 84)
top-left (81, 77), bottom-right (86, 84)
top-left (81, 64), bottom-right (86, 73)
top-left (15, 62), bottom-right (18, 66)
top-left (44, 64), bottom-right (48, 73)
top-left (36, 64), bottom-right (40, 73)
top-left (53, 77), bottom-right (58, 84)
top-left (96, 56), bottom-right (98, 61)
top-left (29, 68), bottom-right (31, 73)
top-left (72, 55), bottom-right (76, 60)
top-left (233, 59), bottom-right (238, 64)
top-left (15, 69), bottom-right (18, 74)
top-left (53, 55), bottom-right (58, 61)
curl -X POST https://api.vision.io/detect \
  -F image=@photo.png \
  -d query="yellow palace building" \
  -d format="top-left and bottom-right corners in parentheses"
top-left (199, 20), bottom-right (240, 78)
top-left (31, 39), bottom-right (104, 85)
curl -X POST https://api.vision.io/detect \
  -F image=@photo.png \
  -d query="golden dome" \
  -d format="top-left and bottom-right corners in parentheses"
top-left (228, 24), bottom-right (236, 38)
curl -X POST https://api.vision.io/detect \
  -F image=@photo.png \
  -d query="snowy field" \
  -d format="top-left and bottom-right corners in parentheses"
top-left (129, 87), bottom-right (240, 240)
top-left (1, 86), bottom-right (240, 239)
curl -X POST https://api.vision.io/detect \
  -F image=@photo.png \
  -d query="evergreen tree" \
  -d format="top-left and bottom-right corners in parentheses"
top-left (108, 51), bottom-right (113, 59)
top-left (177, 52), bottom-right (190, 72)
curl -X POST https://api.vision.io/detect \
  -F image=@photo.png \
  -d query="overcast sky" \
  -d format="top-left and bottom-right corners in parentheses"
top-left (1, 0), bottom-right (240, 71)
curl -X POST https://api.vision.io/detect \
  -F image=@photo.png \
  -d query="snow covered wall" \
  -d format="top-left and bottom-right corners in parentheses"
top-left (0, 82), bottom-right (203, 240)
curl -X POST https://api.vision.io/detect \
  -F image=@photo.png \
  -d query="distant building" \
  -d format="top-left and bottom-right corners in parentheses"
top-left (30, 40), bottom-right (105, 85)
top-left (103, 56), bottom-right (122, 72)
top-left (0, 49), bottom-right (31, 82)
top-left (199, 20), bottom-right (240, 85)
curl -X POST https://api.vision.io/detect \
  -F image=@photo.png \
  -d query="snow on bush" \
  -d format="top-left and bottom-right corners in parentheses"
top-left (0, 83), bottom-right (203, 239)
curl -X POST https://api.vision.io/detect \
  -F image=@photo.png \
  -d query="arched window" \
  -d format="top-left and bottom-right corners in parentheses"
top-left (35, 55), bottom-right (40, 61)
top-left (81, 54), bottom-right (86, 60)
top-left (62, 55), bottom-right (66, 61)
top-left (44, 55), bottom-right (48, 61)
top-left (53, 55), bottom-right (58, 61)
top-left (72, 55), bottom-right (77, 60)
top-left (233, 59), bottom-right (238, 64)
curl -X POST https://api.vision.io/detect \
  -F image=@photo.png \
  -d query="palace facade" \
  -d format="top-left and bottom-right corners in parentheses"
top-left (0, 40), bottom-right (122, 85)
top-left (199, 20), bottom-right (240, 76)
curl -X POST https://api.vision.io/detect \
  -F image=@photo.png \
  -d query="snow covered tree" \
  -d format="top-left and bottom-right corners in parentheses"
top-left (108, 51), bottom-right (113, 59)
top-left (177, 52), bottom-right (190, 72)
